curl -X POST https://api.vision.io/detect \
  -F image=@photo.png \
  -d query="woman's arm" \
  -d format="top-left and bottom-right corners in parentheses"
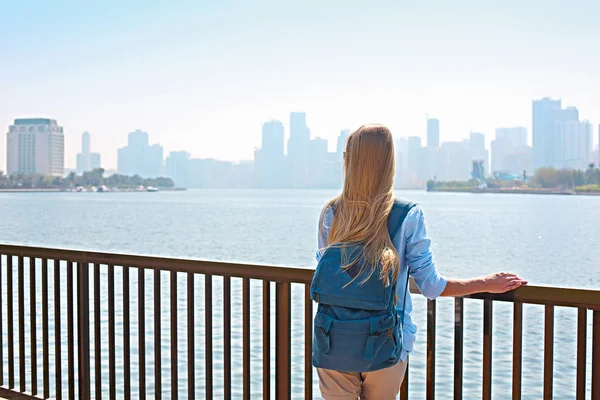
top-left (441, 272), bottom-right (527, 297)
top-left (402, 206), bottom-right (527, 299)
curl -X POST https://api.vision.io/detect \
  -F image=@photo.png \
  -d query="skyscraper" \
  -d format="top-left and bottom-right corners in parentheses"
top-left (76, 132), bottom-right (101, 174)
top-left (469, 132), bottom-right (485, 150)
top-left (336, 129), bottom-right (351, 157)
top-left (495, 127), bottom-right (527, 147)
top-left (533, 98), bottom-right (562, 170)
top-left (255, 120), bottom-right (286, 187)
top-left (117, 130), bottom-right (164, 178)
top-left (287, 112), bottom-right (311, 187)
top-left (469, 132), bottom-right (489, 175)
top-left (533, 98), bottom-right (592, 170)
top-left (427, 118), bottom-right (440, 148)
top-left (491, 127), bottom-right (531, 174)
top-left (6, 118), bottom-right (64, 176)
top-left (437, 140), bottom-right (472, 181)
top-left (554, 120), bottom-right (593, 170)
top-left (407, 136), bottom-right (424, 181)
top-left (166, 151), bottom-right (190, 187)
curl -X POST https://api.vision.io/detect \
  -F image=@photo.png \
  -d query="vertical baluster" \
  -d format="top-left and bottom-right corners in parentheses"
top-left (54, 260), bottom-right (62, 400)
top-left (123, 267), bottom-right (131, 400)
top-left (7, 255), bottom-right (14, 390)
top-left (67, 261), bottom-right (74, 400)
top-left (592, 310), bottom-right (599, 400)
top-left (154, 269), bottom-right (161, 400)
top-left (138, 268), bottom-right (146, 400)
top-left (77, 262), bottom-right (91, 400)
top-left (275, 282), bottom-right (291, 400)
top-left (206, 275), bottom-right (214, 400)
top-left (576, 308), bottom-right (587, 400)
top-left (512, 302), bottom-right (523, 400)
top-left (304, 284), bottom-right (313, 400)
top-left (482, 300), bottom-right (493, 400)
top-left (223, 276), bottom-right (231, 400)
top-left (18, 255), bottom-right (25, 392)
top-left (42, 258), bottom-right (50, 399)
top-left (400, 357), bottom-right (409, 399)
top-left (543, 305), bottom-right (554, 400)
top-left (94, 264), bottom-right (102, 400)
top-left (30, 257), bottom-right (37, 396)
top-left (454, 298), bottom-right (464, 400)
top-left (187, 273), bottom-right (194, 400)
top-left (427, 299), bottom-right (436, 400)
top-left (243, 278), bottom-right (251, 400)
top-left (170, 271), bottom-right (178, 400)
top-left (108, 265), bottom-right (116, 400)
top-left (262, 281), bottom-right (270, 400)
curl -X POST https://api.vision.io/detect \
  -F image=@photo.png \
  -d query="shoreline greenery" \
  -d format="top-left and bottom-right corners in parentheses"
top-left (0, 168), bottom-right (174, 190)
top-left (428, 164), bottom-right (600, 192)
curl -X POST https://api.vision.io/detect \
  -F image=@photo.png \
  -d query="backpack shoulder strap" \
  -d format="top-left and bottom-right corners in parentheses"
top-left (387, 199), bottom-right (417, 240)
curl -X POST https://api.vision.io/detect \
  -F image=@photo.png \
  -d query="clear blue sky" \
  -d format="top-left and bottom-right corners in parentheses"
top-left (2, 0), bottom-right (599, 169)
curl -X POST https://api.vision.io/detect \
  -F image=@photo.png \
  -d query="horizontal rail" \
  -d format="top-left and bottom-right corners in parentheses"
top-left (0, 244), bottom-right (314, 284)
top-left (2, 245), bottom-right (599, 308)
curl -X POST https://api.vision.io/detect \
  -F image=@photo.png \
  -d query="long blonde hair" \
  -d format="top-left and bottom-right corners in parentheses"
top-left (319, 124), bottom-right (398, 286)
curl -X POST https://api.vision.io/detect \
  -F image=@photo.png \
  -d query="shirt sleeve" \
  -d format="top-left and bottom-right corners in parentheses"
top-left (316, 206), bottom-right (333, 261)
top-left (404, 205), bottom-right (447, 300)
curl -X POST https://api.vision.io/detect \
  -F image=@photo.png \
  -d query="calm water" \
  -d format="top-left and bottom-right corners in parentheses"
top-left (1, 190), bottom-right (598, 399)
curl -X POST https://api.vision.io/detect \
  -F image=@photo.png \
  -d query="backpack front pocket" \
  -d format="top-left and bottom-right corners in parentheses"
top-left (312, 312), bottom-right (399, 372)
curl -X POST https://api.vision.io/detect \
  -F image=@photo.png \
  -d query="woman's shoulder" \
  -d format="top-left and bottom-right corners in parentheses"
top-left (391, 198), bottom-right (420, 215)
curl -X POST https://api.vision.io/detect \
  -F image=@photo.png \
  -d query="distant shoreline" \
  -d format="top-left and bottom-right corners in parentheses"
top-left (428, 187), bottom-right (600, 196)
top-left (0, 188), bottom-right (186, 193)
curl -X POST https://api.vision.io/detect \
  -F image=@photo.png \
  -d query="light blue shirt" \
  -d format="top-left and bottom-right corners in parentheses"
top-left (316, 204), bottom-right (447, 361)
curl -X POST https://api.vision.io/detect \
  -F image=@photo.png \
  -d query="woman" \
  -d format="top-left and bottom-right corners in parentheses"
top-left (313, 124), bottom-right (526, 400)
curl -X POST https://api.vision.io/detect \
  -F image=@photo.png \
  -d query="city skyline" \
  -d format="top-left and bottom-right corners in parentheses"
top-left (3, 107), bottom-right (598, 172)
top-left (4, 102), bottom-right (599, 181)
top-left (2, 1), bottom-right (600, 170)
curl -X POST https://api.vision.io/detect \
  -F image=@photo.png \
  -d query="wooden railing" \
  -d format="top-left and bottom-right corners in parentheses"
top-left (0, 244), bottom-right (598, 399)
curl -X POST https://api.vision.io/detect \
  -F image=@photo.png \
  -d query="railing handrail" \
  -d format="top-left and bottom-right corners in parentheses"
top-left (0, 244), bottom-right (314, 283)
top-left (1, 244), bottom-right (599, 310)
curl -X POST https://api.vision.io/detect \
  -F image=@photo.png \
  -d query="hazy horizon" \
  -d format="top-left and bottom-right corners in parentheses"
top-left (2, 0), bottom-right (600, 170)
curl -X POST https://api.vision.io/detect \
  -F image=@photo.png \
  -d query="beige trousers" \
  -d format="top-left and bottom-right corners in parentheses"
top-left (317, 360), bottom-right (407, 400)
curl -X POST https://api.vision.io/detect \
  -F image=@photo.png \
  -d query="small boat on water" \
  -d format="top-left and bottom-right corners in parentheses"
top-left (146, 186), bottom-right (158, 192)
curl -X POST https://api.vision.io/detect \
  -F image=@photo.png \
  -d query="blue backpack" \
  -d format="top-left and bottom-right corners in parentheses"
top-left (311, 199), bottom-right (415, 372)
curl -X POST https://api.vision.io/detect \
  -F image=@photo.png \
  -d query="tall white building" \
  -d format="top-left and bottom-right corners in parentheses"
top-left (469, 132), bottom-right (489, 175)
top-left (287, 112), bottom-right (311, 187)
top-left (407, 136), bottom-right (423, 181)
top-left (254, 120), bottom-right (286, 188)
top-left (554, 120), bottom-right (593, 170)
top-left (437, 140), bottom-right (472, 181)
top-left (117, 130), bottom-right (163, 178)
top-left (491, 127), bottom-right (531, 174)
top-left (6, 118), bottom-right (64, 176)
top-left (427, 118), bottom-right (440, 148)
top-left (76, 132), bottom-right (101, 174)
top-left (532, 98), bottom-right (588, 170)
top-left (166, 151), bottom-right (190, 187)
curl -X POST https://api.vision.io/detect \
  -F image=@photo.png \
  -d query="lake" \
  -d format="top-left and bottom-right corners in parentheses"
top-left (0, 189), bottom-right (598, 399)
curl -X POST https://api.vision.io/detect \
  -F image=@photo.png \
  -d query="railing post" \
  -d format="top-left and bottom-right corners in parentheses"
top-left (593, 310), bottom-right (599, 400)
top-left (426, 299), bottom-right (436, 400)
top-left (77, 262), bottom-right (91, 400)
top-left (276, 281), bottom-right (291, 400)
top-left (482, 300), bottom-right (493, 400)
top-left (454, 298), bottom-right (464, 400)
